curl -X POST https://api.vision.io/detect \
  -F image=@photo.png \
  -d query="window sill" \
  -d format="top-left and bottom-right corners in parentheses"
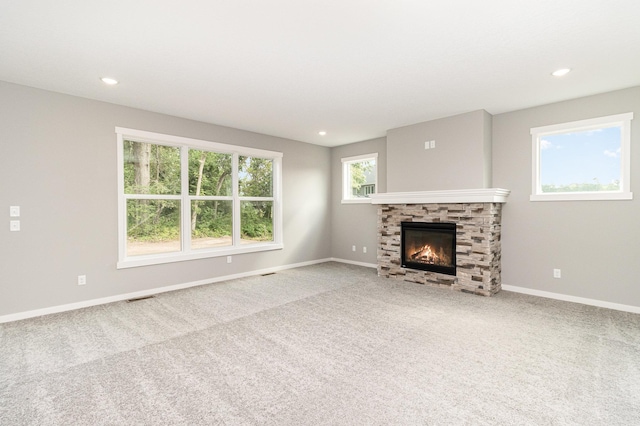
top-left (117, 243), bottom-right (283, 269)
top-left (530, 192), bottom-right (633, 202)
top-left (341, 198), bottom-right (373, 204)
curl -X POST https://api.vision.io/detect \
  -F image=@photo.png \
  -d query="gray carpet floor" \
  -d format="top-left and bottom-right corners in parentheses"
top-left (1, 262), bottom-right (639, 425)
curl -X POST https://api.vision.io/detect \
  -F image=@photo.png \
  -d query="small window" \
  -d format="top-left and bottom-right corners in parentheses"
top-left (530, 113), bottom-right (633, 201)
top-left (342, 153), bottom-right (377, 203)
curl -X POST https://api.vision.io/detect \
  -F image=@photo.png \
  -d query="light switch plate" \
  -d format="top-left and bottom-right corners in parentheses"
top-left (10, 206), bottom-right (20, 217)
top-left (10, 220), bottom-right (20, 231)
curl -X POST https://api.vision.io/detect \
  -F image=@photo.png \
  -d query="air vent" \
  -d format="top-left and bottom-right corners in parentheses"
top-left (127, 295), bottom-right (156, 303)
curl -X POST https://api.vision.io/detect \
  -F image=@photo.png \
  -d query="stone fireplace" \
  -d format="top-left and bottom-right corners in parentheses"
top-left (370, 189), bottom-right (509, 296)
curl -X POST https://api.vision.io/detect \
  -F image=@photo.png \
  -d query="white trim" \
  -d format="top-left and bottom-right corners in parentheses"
top-left (341, 152), bottom-right (379, 163)
top-left (502, 284), bottom-right (640, 314)
top-left (341, 153), bottom-right (378, 203)
top-left (115, 127), bottom-right (283, 158)
top-left (272, 156), bottom-right (283, 245)
top-left (341, 198), bottom-right (373, 204)
top-left (116, 132), bottom-right (126, 263)
top-left (529, 192), bottom-right (632, 202)
top-left (232, 152), bottom-right (241, 247)
top-left (8, 261), bottom-right (636, 323)
top-left (530, 112), bottom-right (633, 135)
top-left (117, 243), bottom-right (284, 269)
top-left (116, 127), bottom-right (283, 268)
top-left (530, 112), bottom-right (633, 202)
top-left (330, 257), bottom-right (377, 269)
top-left (0, 258), bottom-right (333, 324)
top-left (369, 188), bottom-right (510, 204)
top-left (181, 145), bottom-right (191, 252)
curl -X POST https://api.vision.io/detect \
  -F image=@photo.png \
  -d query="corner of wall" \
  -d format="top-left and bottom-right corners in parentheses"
top-left (483, 109), bottom-right (493, 188)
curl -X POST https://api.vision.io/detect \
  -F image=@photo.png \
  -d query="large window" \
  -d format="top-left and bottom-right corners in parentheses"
top-left (530, 113), bottom-right (633, 201)
top-left (117, 128), bottom-right (282, 268)
top-left (342, 153), bottom-right (378, 203)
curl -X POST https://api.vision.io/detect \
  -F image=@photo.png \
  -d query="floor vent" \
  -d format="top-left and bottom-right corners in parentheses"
top-left (127, 295), bottom-right (156, 303)
top-left (261, 272), bottom-right (276, 276)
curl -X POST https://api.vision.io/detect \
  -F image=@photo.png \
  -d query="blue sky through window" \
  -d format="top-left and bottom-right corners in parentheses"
top-left (540, 126), bottom-right (621, 188)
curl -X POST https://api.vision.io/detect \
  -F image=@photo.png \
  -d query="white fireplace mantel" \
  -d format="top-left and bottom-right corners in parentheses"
top-left (369, 188), bottom-right (510, 205)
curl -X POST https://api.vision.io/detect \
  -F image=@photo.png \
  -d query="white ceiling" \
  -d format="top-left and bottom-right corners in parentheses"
top-left (1, 1), bottom-right (639, 147)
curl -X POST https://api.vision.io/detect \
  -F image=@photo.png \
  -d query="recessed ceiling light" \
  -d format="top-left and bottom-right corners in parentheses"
top-left (318, 131), bottom-right (327, 136)
top-left (551, 68), bottom-right (571, 77)
top-left (100, 77), bottom-right (118, 85)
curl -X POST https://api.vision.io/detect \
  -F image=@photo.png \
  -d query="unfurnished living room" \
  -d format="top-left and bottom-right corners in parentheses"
top-left (1, 1), bottom-right (640, 425)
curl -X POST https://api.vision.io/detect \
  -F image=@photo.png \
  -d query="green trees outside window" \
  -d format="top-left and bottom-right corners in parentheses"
top-left (124, 141), bottom-right (181, 256)
top-left (239, 156), bottom-right (273, 242)
top-left (341, 154), bottom-right (377, 202)
top-left (349, 159), bottom-right (375, 198)
top-left (189, 150), bottom-right (233, 250)
top-left (122, 140), bottom-right (277, 257)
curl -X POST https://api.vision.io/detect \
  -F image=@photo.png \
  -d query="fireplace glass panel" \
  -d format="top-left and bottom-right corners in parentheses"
top-left (401, 222), bottom-right (456, 275)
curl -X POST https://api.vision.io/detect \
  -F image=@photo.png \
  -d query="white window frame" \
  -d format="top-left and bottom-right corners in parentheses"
top-left (116, 127), bottom-right (283, 269)
top-left (530, 113), bottom-right (633, 201)
top-left (341, 153), bottom-right (378, 204)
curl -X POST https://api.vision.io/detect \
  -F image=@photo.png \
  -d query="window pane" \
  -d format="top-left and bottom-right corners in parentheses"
top-left (349, 159), bottom-right (376, 198)
top-left (124, 141), bottom-right (181, 194)
top-left (188, 150), bottom-right (232, 196)
top-left (191, 200), bottom-right (233, 249)
top-left (540, 126), bottom-right (622, 193)
top-left (126, 199), bottom-right (181, 256)
top-left (239, 156), bottom-right (273, 197)
top-left (240, 201), bottom-right (273, 243)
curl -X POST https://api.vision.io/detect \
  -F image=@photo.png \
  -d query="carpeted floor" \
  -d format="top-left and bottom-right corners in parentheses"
top-left (1, 262), bottom-right (639, 425)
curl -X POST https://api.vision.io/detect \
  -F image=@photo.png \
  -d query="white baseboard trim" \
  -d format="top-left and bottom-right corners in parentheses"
top-left (502, 284), bottom-right (640, 314)
top-left (329, 258), bottom-right (377, 269)
top-left (0, 258), bottom-right (334, 324)
top-left (14, 262), bottom-right (635, 323)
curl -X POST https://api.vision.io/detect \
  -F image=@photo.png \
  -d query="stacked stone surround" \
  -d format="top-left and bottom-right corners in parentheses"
top-left (377, 202), bottom-right (503, 296)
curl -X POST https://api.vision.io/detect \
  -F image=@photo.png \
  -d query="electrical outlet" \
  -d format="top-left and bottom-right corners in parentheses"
top-left (77, 275), bottom-right (87, 286)
top-left (424, 141), bottom-right (430, 150)
top-left (363, 246), bottom-right (367, 253)
top-left (227, 256), bottom-right (232, 264)
top-left (430, 140), bottom-right (436, 149)
top-left (553, 269), bottom-right (561, 279)
top-left (352, 245), bottom-right (356, 252)
top-left (10, 220), bottom-right (20, 231)
top-left (10, 206), bottom-right (20, 217)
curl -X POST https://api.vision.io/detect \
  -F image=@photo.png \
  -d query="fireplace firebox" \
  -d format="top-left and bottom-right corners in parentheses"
top-left (401, 222), bottom-right (456, 276)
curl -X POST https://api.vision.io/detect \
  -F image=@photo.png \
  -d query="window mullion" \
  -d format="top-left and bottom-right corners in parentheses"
top-left (117, 128), bottom-right (283, 269)
top-left (123, 194), bottom-right (182, 200)
top-left (117, 133), bottom-right (126, 264)
top-left (232, 153), bottom-right (240, 247)
top-left (181, 146), bottom-right (191, 252)
top-left (238, 197), bottom-right (274, 202)
top-left (190, 195), bottom-right (233, 201)
top-left (273, 156), bottom-right (282, 244)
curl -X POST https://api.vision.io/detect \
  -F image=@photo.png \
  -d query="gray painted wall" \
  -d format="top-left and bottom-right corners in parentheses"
top-left (493, 86), bottom-right (640, 307)
top-left (4, 79), bottom-right (639, 317)
top-left (0, 82), bottom-right (332, 316)
top-left (386, 110), bottom-right (492, 192)
top-left (483, 110), bottom-right (493, 188)
top-left (330, 138), bottom-right (386, 265)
